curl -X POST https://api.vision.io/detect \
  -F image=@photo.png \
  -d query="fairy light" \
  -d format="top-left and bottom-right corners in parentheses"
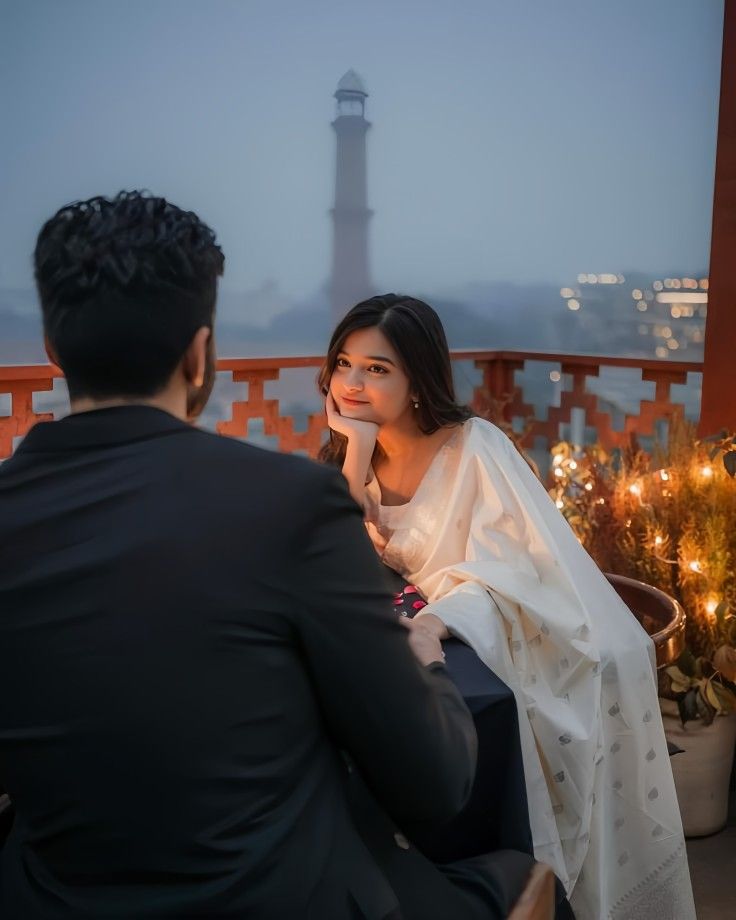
top-left (552, 453), bottom-right (564, 467)
top-left (629, 483), bottom-right (641, 497)
top-left (700, 465), bottom-right (713, 479)
top-left (688, 560), bottom-right (703, 574)
top-left (705, 596), bottom-right (719, 617)
top-left (555, 499), bottom-right (564, 509)
top-left (654, 535), bottom-right (663, 547)
top-left (659, 470), bottom-right (670, 482)
top-left (584, 482), bottom-right (593, 491)
top-left (569, 460), bottom-right (578, 471)
top-left (596, 497), bottom-right (606, 505)
top-left (554, 467), bottom-right (564, 479)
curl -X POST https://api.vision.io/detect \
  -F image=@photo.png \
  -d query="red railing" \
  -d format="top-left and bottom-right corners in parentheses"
top-left (0, 351), bottom-right (704, 460)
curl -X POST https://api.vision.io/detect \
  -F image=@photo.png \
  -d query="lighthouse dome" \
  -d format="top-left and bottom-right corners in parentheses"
top-left (335, 69), bottom-right (368, 97)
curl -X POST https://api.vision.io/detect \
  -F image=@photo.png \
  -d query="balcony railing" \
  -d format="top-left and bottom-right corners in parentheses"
top-left (0, 351), bottom-right (704, 463)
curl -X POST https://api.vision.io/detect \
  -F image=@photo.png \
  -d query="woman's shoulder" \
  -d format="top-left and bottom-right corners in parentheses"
top-left (461, 416), bottom-right (514, 452)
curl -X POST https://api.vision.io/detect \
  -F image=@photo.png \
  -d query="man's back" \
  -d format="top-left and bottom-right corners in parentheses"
top-left (0, 407), bottom-right (476, 918)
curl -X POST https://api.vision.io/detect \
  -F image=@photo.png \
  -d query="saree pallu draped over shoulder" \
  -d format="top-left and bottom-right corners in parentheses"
top-left (364, 417), bottom-right (695, 920)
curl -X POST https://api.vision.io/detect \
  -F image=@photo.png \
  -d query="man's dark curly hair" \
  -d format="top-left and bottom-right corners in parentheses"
top-left (34, 190), bottom-right (225, 399)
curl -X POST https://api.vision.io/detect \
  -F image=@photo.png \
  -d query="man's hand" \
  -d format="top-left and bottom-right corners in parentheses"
top-left (400, 617), bottom-right (446, 667)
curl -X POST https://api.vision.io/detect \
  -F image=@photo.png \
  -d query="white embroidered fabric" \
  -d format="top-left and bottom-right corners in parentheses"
top-left (364, 418), bottom-right (695, 920)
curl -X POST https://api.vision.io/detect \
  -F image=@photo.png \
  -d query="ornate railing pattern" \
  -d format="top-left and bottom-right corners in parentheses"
top-left (0, 351), bottom-right (703, 461)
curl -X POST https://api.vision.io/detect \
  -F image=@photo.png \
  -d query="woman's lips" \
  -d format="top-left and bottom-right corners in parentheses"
top-left (341, 396), bottom-right (369, 407)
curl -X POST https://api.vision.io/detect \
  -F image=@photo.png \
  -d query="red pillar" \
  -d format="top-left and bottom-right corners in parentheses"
top-left (700, 1), bottom-right (736, 435)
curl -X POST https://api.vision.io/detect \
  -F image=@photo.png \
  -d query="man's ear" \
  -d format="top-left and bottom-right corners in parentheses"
top-left (44, 336), bottom-right (62, 370)
top-left (182, 326), bottom-right (212, 387)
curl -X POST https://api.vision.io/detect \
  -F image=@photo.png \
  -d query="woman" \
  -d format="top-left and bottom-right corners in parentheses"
top-left (318, 294), bottom-right (695, 920)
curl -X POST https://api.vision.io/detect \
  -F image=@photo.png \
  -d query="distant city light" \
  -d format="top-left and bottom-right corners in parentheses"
top-left (667, 339), bottom-right (679, 350)
top-left (560, 287), bottom-right (575, 298)
top-left (653, 280), bottom-right (664, 292)
top-left (637, 300), bottom-right (648, 311)
top-left (586, 273), bottom-right (598, 284)
top-left (670, 306), bottom-right (682, 318)
top-left (655, 291), bottom-right (707, 304)
top-left (632, 289), bottom-right (643, 300)
top-left (577, 273), bottom-right (587, 284)
top-left (661, 326), bottom-right (673, 338)
top-left (699, 278), bottom-right (709, 290)
top-left (655, 346), bottom-right (668, 358)
top-left (567, 298), bottom-right (581, 311)
top-left (549, 370), bottom-right (561, 382)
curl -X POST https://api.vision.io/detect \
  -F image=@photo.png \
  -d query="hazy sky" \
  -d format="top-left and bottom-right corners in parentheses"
top-left (0, 0), bottom-right (724, 305)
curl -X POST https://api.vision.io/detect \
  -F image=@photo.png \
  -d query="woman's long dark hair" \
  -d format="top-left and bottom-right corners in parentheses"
top-left (317, 294), bottom-right (473, 466)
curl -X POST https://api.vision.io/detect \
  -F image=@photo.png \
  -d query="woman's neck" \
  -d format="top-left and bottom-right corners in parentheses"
top-left (376, 417), bottom-right (426, 460)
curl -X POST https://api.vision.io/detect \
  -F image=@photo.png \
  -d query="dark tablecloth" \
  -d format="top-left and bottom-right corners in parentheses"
top-left (411, 637), bottom-right (534, 863)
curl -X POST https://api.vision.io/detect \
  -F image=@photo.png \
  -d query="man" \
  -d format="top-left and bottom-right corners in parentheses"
top-left (0, 192), bottom-right (535, 918)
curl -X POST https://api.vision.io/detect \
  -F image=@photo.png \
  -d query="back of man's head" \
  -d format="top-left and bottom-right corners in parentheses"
top-left (34, 191), bottom-right (224, 400)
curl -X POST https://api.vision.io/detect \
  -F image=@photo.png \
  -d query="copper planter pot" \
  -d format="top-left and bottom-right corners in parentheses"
top-left (605, 573), bottom-right (686, 669)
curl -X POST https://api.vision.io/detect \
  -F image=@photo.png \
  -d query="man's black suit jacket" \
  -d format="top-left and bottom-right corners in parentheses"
top-left (0, 406), bottom-right (477, 919)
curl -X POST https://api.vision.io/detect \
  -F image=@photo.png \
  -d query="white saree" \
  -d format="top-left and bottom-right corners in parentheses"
top-left (364, 417), bottom-right (695, 920)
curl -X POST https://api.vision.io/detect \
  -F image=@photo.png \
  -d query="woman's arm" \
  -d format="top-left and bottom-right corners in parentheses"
top-left (325, 394), bottom-right (378, 507)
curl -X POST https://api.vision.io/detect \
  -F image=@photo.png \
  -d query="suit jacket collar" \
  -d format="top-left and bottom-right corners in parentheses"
top-left (15, 406), bottom-right (194, 454)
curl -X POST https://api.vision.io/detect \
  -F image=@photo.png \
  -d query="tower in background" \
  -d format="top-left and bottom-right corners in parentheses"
top-left (330, 70), bottom-right (373, 325)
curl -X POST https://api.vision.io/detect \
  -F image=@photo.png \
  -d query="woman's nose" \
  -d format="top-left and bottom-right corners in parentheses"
top-left (345, 369), bottom-right (363, 390)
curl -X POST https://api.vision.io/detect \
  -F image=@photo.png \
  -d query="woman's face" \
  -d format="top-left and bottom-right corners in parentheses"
top-left (329, 326), bottom-right (415, 427)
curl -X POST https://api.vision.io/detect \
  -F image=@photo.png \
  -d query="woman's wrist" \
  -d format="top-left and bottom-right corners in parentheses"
top-left (414, 611), bottom-right (450, 641)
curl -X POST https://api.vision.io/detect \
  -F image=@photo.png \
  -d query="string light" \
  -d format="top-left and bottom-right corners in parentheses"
top-left (688, 560), bottom-right (703, 574)
top-left (569, 460), bottom-right (578, 471)
top-left (555, 499), bottom-right (564, 509)
top-left (654, 535), bottom-right (663, 547)
top-left (554, 467), bottom-right (564, 479)
top-left (552, 453), bottom-right (564, 467)
top-left (629, 483), bottom-right (641, 496)
top-left (659, 470), bottom-right (669, 482)
top-left (584, 482), bottom-right (593, 491)
top-left (700, 465), bottom-right (713, 479)
top-left (705, 596), bottom-right (719, 617)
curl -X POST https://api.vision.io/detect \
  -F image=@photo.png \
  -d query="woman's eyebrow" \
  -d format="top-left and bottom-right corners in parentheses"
top-left (338, 351), bottom-right (396, 367)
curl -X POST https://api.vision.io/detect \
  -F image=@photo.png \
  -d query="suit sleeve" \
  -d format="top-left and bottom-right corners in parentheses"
top-left (292, 465), bottom-right (477, 826)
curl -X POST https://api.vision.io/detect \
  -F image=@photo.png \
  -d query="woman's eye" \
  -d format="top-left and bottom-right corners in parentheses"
top-left (368, 365), bottom-right (388, 374)
top-left (336, 357), bottom-right (350, 368)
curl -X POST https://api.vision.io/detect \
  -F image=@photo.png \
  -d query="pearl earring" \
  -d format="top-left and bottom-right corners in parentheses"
top-left (412, 399), bottom-right (419, 409)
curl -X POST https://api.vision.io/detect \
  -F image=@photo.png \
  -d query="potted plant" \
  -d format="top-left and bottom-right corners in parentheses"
top-left (548, 422), bottom-right (736, 836)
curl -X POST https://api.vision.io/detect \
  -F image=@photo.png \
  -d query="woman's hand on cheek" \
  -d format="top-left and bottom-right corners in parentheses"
top-left (325, 393), bottom-right (380, 444)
